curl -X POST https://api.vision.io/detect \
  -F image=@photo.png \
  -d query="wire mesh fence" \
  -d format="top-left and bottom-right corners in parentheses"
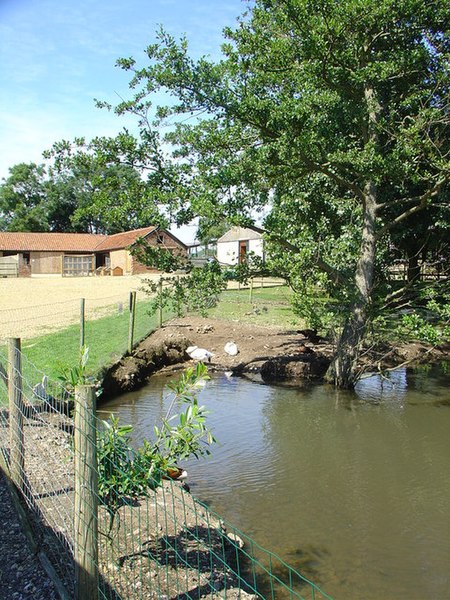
top-left (0, 287), bottom-right (159, 344)
top-left (0, 276), bottom-right (292, 387)
top-left (0, 342), bottom-right (333, 600)
top-left (0, 276), bottom-right (287, 343)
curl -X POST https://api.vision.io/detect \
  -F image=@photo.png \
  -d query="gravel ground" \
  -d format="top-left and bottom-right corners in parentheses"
top-left (0, 469), bottom-right (60, 600)
top-left (0, 408), bottom-right (257, 600)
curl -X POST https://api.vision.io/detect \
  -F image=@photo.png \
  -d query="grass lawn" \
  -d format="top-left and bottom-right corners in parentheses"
top-left (209, 284), bottom-right (299, 328)
top-left (0, 285), bottom-right (298, 397)
top-left (0, 299), bottom-right (169, 391)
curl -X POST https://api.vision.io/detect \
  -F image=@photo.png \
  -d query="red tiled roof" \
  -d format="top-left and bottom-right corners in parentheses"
top-left (0, 227), bottom-right (187, 253)
top-left (0, 232), bottom-right (106, 252)
top-left (94, 226), bottom-right (158, 251)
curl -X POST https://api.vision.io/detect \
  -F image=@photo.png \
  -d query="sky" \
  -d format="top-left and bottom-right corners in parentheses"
top-left (0, 0), bottom-right (247, 241)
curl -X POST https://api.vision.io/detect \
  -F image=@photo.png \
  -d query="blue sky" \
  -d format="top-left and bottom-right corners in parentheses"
top-left (0, 0), bottom-right (245, 180)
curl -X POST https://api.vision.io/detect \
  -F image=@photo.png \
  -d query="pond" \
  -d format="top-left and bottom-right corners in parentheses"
top-left (99, 365), bottom-right (450, 600)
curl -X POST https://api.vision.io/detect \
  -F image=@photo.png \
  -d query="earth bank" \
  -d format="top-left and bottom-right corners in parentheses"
top-left (101, 316), bottom-right (449, 398)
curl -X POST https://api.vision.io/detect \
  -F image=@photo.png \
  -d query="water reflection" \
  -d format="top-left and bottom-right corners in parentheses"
top-left (355, 368), bottom-right (408, 405)
top-left (100, 365), bottom-right (450, 600)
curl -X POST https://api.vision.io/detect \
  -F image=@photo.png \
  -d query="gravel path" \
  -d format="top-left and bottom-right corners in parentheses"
top-left (0, 470), bottom-right (60, 600)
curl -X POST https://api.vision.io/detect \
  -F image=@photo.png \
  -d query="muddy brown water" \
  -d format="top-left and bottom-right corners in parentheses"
top-left (99, 365), bottom-right (450, 600)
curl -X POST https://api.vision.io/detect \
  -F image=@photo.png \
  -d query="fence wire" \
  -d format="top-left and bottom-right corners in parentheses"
top-left (0, 291), bottom-right (149, 342)
top-left (0, 344), bottom-right (76, 593)
top-left (0, 345), bottom-right (333, 600)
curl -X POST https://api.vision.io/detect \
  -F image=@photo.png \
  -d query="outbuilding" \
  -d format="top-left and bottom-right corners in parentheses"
top-left (216, 226), bottom-right (264, 266)
top-left (0, 226), bottom-right (187, 277)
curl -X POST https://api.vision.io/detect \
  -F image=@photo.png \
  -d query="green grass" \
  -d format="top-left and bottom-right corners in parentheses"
top-left (0, 285), bottom-right (297, 395)
top-left (209, 284), bottom-right (300, 328)
top-left (1, 299), bottom-right (170, 389)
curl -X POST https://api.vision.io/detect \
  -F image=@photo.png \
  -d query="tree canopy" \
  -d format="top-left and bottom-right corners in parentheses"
top-left (13, 0), bottom-right (450, 387)
top-left (0, 151), bottom-right (167, 234)
top-left (0, 163), bottom-right (50, 231)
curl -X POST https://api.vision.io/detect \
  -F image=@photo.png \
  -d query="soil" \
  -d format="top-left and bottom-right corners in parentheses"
top-left (102, 315), bottom-right (450, 398)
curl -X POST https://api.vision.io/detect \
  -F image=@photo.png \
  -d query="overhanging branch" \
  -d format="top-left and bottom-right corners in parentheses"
top-left (245, 224), bottom-right (346, 285)
top-left (376, 176), bottom-right (448, 238)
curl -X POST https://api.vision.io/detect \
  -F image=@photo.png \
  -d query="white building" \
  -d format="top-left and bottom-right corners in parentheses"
top-left (216, 226), bottom-right (264, 266)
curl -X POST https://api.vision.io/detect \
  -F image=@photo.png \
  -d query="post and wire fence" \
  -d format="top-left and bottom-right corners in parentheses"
top-left (0, 288), bottom-right (169, 348)
top-left (0, 340), bottom-right (333, 600)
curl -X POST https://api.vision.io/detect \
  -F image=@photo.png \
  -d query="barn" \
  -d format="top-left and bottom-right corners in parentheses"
top-left (216, 226), bottom-right (264, 266)
top-left (0, 227), bottom-right (187, 277)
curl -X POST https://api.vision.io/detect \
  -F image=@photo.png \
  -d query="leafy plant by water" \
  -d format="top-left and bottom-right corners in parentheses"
top-left (56, 345), bottom-right (92, 390)
top-left (97, 362), bottom-right (216, 546)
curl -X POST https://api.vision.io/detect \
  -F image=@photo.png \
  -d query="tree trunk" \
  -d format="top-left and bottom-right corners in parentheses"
top-left (325, 70), bottom-right (381, 389)
top-left (325, 183), bottom-right (377, 388)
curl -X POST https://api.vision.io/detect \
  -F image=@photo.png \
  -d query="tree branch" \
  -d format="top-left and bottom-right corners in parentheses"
top-left (244, 224), bottom-right (347, 285)
top-left (376, 176), bottom-right (448, 238)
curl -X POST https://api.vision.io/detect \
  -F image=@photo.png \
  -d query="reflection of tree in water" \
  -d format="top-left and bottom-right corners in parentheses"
top-left (355, 365), bottom-right (450, 406)
top-left (355, 368), bottom-right (408, 405)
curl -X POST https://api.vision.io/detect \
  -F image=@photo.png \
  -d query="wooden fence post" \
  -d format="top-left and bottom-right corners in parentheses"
top-left (249, 278), bottom-right (254, 304)
top-left (8, 338), bottom-right (25, 493)
top-left (128, 291), bottom-right (136, 354)
top-left (80, 298), bottom-right (86, 349)
top-left (74, 385), bottom-right (98, 600)
top-left (176, 275), bottom-right (182, 317)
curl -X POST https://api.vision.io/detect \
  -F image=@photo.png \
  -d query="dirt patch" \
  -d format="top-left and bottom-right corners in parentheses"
top-left (102, 316), bottom-right (450, 398)
top-left (102, 317), bottom-right (333, 397)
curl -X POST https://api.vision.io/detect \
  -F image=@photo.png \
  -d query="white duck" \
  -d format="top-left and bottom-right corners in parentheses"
top-left (33, 375), bottom-right (49, 400)
top-left (186, 345), bottom-right (214, 363)
top-left (224, 341), bottom-right (239, 356)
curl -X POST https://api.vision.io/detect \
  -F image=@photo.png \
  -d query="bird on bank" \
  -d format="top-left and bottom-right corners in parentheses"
top-left (297, 329), bottom-right (322, 344)
top-left (297, 344), bottom-right (315, 355)
top-left (224, 341), bottom-right (239, 356)
top-left (164, 466), bottom-right (188, 481)
top-left (186, 345), bottom-right (214, 362)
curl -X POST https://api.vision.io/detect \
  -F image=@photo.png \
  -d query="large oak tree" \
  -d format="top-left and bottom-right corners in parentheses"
top-left (53, 0), bottom-right (450, 387)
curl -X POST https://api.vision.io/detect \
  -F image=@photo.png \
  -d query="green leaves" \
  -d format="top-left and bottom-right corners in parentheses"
top-left (56, 345), bottom-right (91, 390)
top-left (23, 0), bottom-right (448, 385)
top-left (96, 363), bottom-right (216, 545)
top-left (141, 260), bottom-right (227, 319)
top-left (0, 162), bottom-right (50, 232)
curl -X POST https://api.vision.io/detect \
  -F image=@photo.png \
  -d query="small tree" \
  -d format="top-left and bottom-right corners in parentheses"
top-left (134, 239), bottom-right (228, 318)
top-left (97, 363), bottom-right (215, 544)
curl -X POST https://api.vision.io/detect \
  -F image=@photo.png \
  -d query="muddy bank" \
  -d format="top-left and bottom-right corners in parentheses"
top-left (101, 317), bottom-right (334, 398)
top-left (101, 331), bottom-right (192, 397)
top-left (101, 316), bottom-right (450, 399)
